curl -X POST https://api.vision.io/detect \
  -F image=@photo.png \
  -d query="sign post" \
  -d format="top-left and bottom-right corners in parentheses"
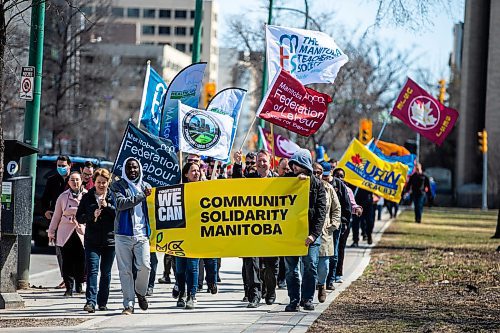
top-left (19, 66), bottom-right (35, 101)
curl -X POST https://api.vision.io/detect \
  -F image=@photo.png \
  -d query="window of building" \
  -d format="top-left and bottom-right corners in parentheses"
top-left (175, 27), bottom-right (186, 36)
top-left (189, 43), bottom-right (193, 52)
top-left (159, 9), bottom-right (171, 18)
top-left (214, 29), bottom-right (217, 38)
top-left (214, 13), bottom-right (218, 22)
top-left (190, 10), bottom-right (195, 19)
top-left (127, 8), bottom-right (140, 17)
top-left (175, 43), bottom-right (186, 52)
top-left (159, 26), bottom-right (171, 35)
top-left (143, 8), bottom-right (156, 18)
top-left (175, 10), bottom-right (187, 19)
top-left (111, 7), bottom-right (124, 17)
top-left (190, 27), bottom-right (194, 36)
top-left (142, 25), bottom-right (155, 35)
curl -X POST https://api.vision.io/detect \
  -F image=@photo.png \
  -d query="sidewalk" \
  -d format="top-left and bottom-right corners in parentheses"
top-left (0, 214), bottom-right (394, 332)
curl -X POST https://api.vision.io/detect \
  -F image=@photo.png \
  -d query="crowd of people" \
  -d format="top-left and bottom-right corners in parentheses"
top-left (42, 150), bottom-right (429, 315)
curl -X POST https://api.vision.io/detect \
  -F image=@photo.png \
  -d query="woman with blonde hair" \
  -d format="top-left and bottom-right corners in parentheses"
top-left (76, 168), bottom-right (116, 313)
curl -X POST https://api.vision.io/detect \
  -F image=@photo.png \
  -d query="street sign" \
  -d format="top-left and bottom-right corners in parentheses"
top-left (19, 66), bottom-right (34, 101)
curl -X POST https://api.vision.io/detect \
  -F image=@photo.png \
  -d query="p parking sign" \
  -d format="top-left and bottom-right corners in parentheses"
top-left (20, 66), bottom-right (34, 101)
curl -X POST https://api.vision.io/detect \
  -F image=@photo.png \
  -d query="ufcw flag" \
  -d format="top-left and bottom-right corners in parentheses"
top-left (338, 139), bottom-right (408, 202)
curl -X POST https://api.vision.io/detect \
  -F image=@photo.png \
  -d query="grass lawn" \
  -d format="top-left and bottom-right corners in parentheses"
top-left (309, 207), bottom-right (500, 333)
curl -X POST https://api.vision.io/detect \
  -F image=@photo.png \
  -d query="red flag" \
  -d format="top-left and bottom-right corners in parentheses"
top-left (256, 69), bottom-right (332, 136)
top-left (258, 126), bottom-right (300, 158)
top-left (391, 78), bottom-right (459, 145)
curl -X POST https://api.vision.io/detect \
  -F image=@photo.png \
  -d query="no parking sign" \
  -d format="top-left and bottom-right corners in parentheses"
top-left (19, 66), bottom-right (34, 101)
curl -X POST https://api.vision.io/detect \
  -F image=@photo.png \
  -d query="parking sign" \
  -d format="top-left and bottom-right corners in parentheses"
top-left (20, 66), bottom-right (34, 101)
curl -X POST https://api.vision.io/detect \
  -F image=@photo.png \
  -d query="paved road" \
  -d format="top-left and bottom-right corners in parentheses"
top-left (0, 214), bottom-right (393, 332)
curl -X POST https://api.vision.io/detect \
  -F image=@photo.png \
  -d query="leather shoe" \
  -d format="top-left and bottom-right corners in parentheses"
top-left (265, 293), bottom-right (276, 305)
top-left (136, 292), bottom-right (148, 311)
top-left (285, 303), bottom-right (299, 312)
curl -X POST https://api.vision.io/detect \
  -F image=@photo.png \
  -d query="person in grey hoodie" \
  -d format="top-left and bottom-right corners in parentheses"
top-left (284, 148), bottom-right (326, 312)
top-left (110, 157), bottom-right (152, 315)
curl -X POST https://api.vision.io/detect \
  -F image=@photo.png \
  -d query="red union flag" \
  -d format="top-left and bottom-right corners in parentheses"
top-left (256, 69), bottom-right (332, 136)
top-left (391, 77), bottom-right (459, 145)
top-left (258, 126), bottom-right (300, 158)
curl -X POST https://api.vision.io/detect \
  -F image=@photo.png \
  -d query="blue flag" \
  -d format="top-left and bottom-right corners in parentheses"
top-left (113, 122), bottom-right (181, 187)
top-left (160, 62), bottom-right (207, 149)
top-left (368, 141), bottom-right (416, 174)
top-left (206, 88), bottom-right (247, 161)
top-left (138, 64), bottom-right (168, 136)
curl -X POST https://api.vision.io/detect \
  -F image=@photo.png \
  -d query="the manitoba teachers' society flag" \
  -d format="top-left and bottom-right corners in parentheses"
top-left (391, 77), bottom-right (459, 145)
top-left (266, 25), bottom-right (348, 85)
top-left (337, 139), bottom-right (408, 202)
top-left (178, 101), bottom-right (234, 160)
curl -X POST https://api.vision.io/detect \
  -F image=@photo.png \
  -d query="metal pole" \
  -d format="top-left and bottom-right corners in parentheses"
top-left (19, 0), bottom-right (46, 289)
top-left (482, 151), bottom-right (488, 210)
top-left (258, 0), bottom-right (274, 149)
top-left (192, 0), bottom-right (203, 63)
top-left (415, 133), bottom-right (420, 163)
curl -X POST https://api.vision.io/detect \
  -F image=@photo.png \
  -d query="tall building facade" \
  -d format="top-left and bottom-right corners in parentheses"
top-left (107, 0), bottom-right (219, 83)
top-left (455, 0), bottom-right (500, 208)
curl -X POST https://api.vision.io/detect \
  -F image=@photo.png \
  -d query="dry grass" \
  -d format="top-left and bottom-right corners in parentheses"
top-left (309, 207), bottom-right (500, 333)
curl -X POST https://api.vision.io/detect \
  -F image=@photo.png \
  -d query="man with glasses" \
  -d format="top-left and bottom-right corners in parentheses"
top-left (232, 151), bottom-right (257, 178)
top-left (81, 161), bottom-right (95, 190)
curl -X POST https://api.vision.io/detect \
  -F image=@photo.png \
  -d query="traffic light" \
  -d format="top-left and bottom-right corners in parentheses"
top-left (438, 79), bottom-right (446, 104)
top-left (359, 118), bottom-right (373, 144)
top-left (204, 82), bottom-right (216, 107)
top-left (478, 129), bottom-right (487, 153)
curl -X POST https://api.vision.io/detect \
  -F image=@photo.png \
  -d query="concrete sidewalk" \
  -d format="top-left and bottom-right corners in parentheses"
top-left (0, 214), bottom-right (394, 332)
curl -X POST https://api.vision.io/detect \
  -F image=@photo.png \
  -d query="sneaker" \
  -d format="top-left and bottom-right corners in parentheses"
top-left (158, 276), bottom-right (171, 284)
top-left (83, 303), bottom-right (95, 313)
top-left (98, 305), bottom-right (108, 311)
top-left (302, 300), bottom-right (315, 311)
top-left (350, 241), bottom-right (359, 248)
top-left (146, 287), bottom-right (154, 296)
top-left (277, 280), bottom-right (287, 289)
top-left (185, 295), bottom-right (195, 310)
top-left (176, 297), bottom-right (186, 308)
top-left (326, 283), bottom-right (335, 291)
top-left (121, 307), bottom-right (134, 315)
top-left (136, 293), bottom-right (148, 311)
top-left (318, 285), bottom-right (326, 303)
top-left (285, 303), bottom-right (299, 312)
top-left (247, 298), bottom-right (259, 308)
top-left (265, 292), bottom-right (276, 305)
top-left (63, 290), bottom-right (73, 297)
top-left (172, 284), bottom-right (180, 299)
top-left (207, 283), bottom-right (218, 295)
top-left (335, 277), bottom-right (344, 283)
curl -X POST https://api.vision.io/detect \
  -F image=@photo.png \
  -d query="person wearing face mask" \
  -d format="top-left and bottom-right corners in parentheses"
top-left (110, 157), bottom-right (152, 315)
top-left (41, 155), bottom-right (72, 289)
top-left (48, 171), bottom-right (87, 297)
top-left (76, 168), bottom-right (116, 313)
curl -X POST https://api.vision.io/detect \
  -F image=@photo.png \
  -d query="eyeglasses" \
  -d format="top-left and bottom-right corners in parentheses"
top-left (82, 172), bottom-right (93, 177)
top-left (334, 174), bottom-right (345, 179)
top-left (188, 159), bottom-right (200, 163)
top-left (245, 161), bottom-right (256, 166)
top-left (313, 171), bottom-right (322, 175)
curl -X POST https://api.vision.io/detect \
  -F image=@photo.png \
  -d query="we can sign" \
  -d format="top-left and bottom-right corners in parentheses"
top-left (19, 66), bottom-right (34, 101)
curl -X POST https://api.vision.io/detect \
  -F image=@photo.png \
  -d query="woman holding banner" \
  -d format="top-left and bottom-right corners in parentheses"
top-left (175, 161), bottom-right (217, 309)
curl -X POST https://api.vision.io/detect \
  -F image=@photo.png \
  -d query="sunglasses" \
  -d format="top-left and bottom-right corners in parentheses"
top-left (188, 159), bottom-right (200, 163)
top-left (82, 172), bottom-right (93, 177)
top-left (245, 161), bottom-right (256, 166)
top-left (334, 173), bottom-right (345, 179)
top-left (313, 170), bottom-right (322, 175)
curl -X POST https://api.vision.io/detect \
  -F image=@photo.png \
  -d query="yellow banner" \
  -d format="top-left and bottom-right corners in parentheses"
top-left (338, 139), bottom-right (408, 202)
top-left (148, 177), bottom-right (310, 258)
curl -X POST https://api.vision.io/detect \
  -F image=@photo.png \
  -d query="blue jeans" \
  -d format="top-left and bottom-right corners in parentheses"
top-left (285, 237), bottom-right (320, 304)
top-left (85, 246), bottom-right (115, 307)
top-left (413, 195), bottom-right (426, 222)
top-left (175, 257), bottom-right (199, 296)
top-left (327, 228), bottom-right (341, 285)
top-left (317, 256), bottom-right (329, 285)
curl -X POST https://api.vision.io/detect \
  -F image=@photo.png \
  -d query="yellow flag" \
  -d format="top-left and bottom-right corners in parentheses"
top-left (147, 177), bottom-right (310, 258)
top-left (338, 139), bottom-right (408, 202)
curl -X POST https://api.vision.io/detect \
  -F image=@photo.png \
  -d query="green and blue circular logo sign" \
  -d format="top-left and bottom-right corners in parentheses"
top-left (182, 109), bottom-right (221, 150)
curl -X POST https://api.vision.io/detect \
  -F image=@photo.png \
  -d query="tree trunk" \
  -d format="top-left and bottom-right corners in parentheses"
top-left (0, 4), bottom-right (6, 225)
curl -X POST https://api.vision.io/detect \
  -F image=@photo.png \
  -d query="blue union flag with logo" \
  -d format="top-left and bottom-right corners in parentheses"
top-left (178, 101), bottom-right (234, 160)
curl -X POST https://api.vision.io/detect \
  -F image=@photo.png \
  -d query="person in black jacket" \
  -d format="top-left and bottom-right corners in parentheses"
top-left (404, 163), bottom-right (431, 223)
top-left (76, 168), bottom-right (116, 313)
top-left (284, 148), bottom-right (326, 312)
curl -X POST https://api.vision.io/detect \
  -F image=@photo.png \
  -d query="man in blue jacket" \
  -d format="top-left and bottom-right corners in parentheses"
top-left (110, 157), bottom-right (152, 315)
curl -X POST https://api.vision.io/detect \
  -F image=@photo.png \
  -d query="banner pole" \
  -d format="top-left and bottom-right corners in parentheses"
top-left (374, 118), bottom-right (388, 145)
top-left (137, 60), bottom-right (151, 129)
top-left (240, 115), bottom-right (258, 151)
top-left (270, 123), bottom-right (276, 171)
top-left (179, 151), bottom-right (183, 183)
top-left (211, 160), bottom-right (219, 180)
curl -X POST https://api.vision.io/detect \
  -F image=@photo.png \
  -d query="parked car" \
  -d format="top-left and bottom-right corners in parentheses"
top-left (32, 154), bottom-right (113, 247)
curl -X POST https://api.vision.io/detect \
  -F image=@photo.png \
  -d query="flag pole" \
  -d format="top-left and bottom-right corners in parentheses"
top-left (374, 118), bottom-right (389, 145)
top-left (270, 123), bottom-right (276, 171)
top-left (137, 60), bottom-right (151, 128)
top-left (240, 115), bottom-right (258, 151)
top-left (179, 151), bottom-right (183, 183)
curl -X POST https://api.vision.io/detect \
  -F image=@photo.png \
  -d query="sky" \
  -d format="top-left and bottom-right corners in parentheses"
top-left (216, 0), bottom-right (465, 85)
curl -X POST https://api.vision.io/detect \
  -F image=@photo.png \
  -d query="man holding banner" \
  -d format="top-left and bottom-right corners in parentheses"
top-left (284, 148), bottom-right (326, 312)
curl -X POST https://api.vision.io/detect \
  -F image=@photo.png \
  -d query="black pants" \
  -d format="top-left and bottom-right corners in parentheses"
top-left (62, 230), bottom-right (85, 291)
top-left (243, 257), bottom-right (261, 301)
top-left (278, 257), bottom-right (286, 283)
top-left (335, 223), bottom-right (350, 277)
top-left (260, 257), bottom-right (279, 299)
top-left (352, 204), bottom-right (374, 242)
top-left (162, 254), bottom-right (176, 277)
